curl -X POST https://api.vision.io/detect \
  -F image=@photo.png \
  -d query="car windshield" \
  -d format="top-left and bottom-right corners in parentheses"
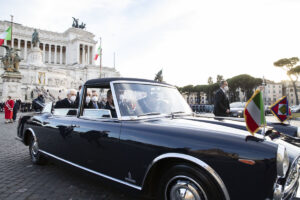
top-left (230, 102), bottom-right (245, 108)
top-left (113, 83), bottom-right (192, 117)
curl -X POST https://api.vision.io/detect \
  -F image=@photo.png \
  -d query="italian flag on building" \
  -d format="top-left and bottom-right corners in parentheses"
top-left (0, 26), bottom-right (12, 46)
top-left (244, 90), bottom-right (266, 135)
top-left (94, 46), bottom-right (102, 60)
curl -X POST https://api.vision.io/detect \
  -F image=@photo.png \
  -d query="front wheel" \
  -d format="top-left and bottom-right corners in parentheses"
top-left (29, 136), bottom-right (47, 165)
top-left (158, 164), bottom-right (224, 200)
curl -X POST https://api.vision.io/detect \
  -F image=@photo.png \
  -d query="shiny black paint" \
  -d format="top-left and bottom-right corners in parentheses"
top-left (15, 78), bottom-right (300, 200)
top-left (19, 113), bottom-right (281, 200)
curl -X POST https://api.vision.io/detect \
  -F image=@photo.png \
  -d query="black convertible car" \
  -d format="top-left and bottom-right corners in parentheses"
top-left (17, 78), bottom-right (300, 200)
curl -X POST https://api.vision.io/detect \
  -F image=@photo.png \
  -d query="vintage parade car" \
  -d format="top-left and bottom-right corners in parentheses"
top-left (17, 78), bottom-right (300, 200)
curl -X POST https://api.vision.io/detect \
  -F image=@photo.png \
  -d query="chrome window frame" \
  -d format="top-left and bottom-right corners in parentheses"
top-left (110, 80), bottom-right (192, 121)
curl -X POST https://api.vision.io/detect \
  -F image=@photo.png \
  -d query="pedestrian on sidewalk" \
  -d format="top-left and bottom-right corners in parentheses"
top-left (4, 96), bottom-right (14, 123)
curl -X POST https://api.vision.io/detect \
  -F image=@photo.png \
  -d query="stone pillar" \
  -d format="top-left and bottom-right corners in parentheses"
top-left (11, 38), bottom-right (14, 48)
top-left (60, 45), bottom-right (63, 64)
top-left (77, 43), bottom-right (80, 64)
top-left (24, 40), bottom-right (27, 60)
top-left (1, 72), bottom-right (22, 101)
top-left (31, 42), bottom-right (33, 49)
top-left (54, 45), bottom-right (57, 64)
top-left (64, 46), bottom-right (67, 65)
top-left (92, 46), bottom-right (95, 65)
top-left (82, 45), bottom-right (86, 65)
top-left (87, 46), bottom-right (90, 65)
top-left (48, 44), bottom-right (51, 63)
top-left (17, 39), bottom-right (20, 49)
top-left (43, 43), bottom-right (46, 63)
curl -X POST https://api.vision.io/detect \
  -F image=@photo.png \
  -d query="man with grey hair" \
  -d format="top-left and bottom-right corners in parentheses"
top-left (55, 89), bottom-right (77, 108)
top-left (213, 80), bottom-right (230, 116)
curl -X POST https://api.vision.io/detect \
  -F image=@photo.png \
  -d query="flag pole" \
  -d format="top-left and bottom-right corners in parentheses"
top-left (10, 15), bottom-right (13, 48)
top-left (100, 37), bottom-right (102, 78)
top-left (261, 76), bottom-right (266, 137)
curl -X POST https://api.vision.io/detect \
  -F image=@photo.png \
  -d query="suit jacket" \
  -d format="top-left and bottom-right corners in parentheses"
top-left (55, 98), bottom-right (77, 109)
top-left (213, 88), bottom-right (230, 116)
top-left (105, 102), bottom-right (117, 118)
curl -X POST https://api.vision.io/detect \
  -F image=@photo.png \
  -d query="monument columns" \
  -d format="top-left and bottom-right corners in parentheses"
top-left (82, 45), bottom-right (85, 64)
top-left (54, 45), bottom-right (57, 64)
top-left (92, 46), bottom-right (95, 65)
top-left (60, 45), bottom-right (63, 64)
top-left (87, 46), bottom-right (90, 65)
top-left (17, 39), bottom-right (20, 49)
top-left (77, 43), bottom-right (80, 64)
top-left (43, 43), bottom-right (46, 63)
top-left (24, 40), bottom-right (27, 60)
top-left (48, 44), bottom-right (51, 63)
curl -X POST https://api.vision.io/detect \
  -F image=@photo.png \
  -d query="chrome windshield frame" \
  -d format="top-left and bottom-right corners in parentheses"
top-left (110, 80), bottom-right (189, 121)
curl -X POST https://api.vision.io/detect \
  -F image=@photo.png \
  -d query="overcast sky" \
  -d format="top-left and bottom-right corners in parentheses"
top-left (1, 0), bottom-right (300, 86)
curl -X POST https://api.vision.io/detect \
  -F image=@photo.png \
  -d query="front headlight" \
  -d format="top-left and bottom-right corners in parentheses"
top-left (277, 144), bottom-right (289, 177)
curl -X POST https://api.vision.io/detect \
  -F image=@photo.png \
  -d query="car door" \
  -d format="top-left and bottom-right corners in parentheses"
top-left (37, 114), bottom-right (76, 160)
top-left (69, 116), bottom-right (121, 176)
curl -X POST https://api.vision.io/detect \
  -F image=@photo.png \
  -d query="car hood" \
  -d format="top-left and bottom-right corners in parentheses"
top-left (139, 116), bottom-right (300, 161)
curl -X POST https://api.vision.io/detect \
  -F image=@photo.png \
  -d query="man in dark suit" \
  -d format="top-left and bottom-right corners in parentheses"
top-left (213, 80), bottom-right (230, 117)
top-left (89, 90), bottom-right (102, 109)
top-left (55, 89), bottom-right (77, 108)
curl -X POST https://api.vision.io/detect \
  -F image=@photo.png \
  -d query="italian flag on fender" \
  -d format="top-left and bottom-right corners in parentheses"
top-left (244, 89), bottom-right (266, 135)
top-left (0, 26), bottom-right (12, 46)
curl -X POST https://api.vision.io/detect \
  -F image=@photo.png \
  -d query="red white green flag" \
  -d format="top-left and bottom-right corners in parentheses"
top-left (94, 46), bottom-right (102, 60)
top-left (0, 26), bottom-right (12, 46)
top-left (244, 90), bottom-right (266, 135)
top-left (270, 96), bottom-right (291, 123)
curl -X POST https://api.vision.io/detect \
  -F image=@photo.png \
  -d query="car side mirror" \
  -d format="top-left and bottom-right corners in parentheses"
top-left (67, 109), bottom-right (77, 116)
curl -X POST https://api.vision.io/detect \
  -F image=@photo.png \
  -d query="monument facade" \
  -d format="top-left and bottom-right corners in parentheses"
top-left (0, 20), bottom-right (120, 102)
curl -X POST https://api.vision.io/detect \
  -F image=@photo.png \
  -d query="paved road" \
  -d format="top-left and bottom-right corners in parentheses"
top-left (0, 113), bottom-right (141, 200)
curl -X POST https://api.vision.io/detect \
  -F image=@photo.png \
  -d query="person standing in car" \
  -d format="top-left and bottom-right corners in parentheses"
top-left (213, 80), bottom-right (230, 117)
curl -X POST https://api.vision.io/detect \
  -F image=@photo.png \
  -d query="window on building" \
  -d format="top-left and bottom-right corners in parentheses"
top-left (290, 89), bottom-right (294, 92)
top-left (279, 91), bottom-right (281, 93)
top-left (291, 94), bottom-right (293, 97)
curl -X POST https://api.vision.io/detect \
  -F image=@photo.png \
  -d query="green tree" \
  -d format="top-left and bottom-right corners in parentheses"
top-left (274, 57), bottom-right (300, 105)
top-left (227, 74), bottom-right (262, 101)
top-left (216, 75), bottom-right (224, 85)
top-left (182, 85), bottom-right (194, 103)
top-left (207, 76), bottom-right (213, 85)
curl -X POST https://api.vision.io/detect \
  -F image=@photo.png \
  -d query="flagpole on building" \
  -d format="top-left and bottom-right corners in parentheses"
top-left (10, 15), bottom-right (13, 48)
top-left (99, 37), bottom-right (102, 78)
top-left (261, 76), bottom-right (266, 137)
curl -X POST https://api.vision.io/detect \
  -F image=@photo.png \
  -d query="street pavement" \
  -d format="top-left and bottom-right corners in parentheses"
top-left (0, 113), bottom-right (141, 200)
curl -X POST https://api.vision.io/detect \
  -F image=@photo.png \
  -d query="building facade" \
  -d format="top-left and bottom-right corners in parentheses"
top-left (0, 20), bottom-right (120, 102)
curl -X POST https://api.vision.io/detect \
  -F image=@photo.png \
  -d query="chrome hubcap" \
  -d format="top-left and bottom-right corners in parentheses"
top-left (166, 176), bottom-right (207, 200)
top-left (31, 140), bottom-right (39, 156)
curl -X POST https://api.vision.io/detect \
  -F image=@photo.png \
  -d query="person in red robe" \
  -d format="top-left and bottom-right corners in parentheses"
top-left (4, 96), bottom-right (14, 123)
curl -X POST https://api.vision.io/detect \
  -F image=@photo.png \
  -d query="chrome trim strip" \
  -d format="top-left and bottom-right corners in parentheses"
top-left (110, 82), bottom-right (122, 120)
top-left (142, 153), bottom-right (230, 200)
top-left (39, 150), bottom-right (142, 190)
top-left (110, 80), bottom-right (175, 88)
